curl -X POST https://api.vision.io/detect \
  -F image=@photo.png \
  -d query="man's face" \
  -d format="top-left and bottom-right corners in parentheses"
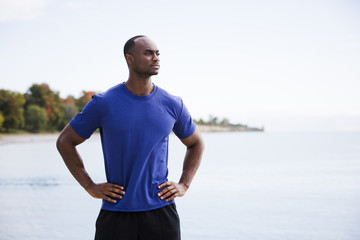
top-left (129, 37), bottom-right (160, 76)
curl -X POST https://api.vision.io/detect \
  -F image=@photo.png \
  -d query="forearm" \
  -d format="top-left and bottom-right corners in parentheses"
top-left (179, 140), bottom-right (204, 189)
top-left (56, 141), bottom-right (94, 190)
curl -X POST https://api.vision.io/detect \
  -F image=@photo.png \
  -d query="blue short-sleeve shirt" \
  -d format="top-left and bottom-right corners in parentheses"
top-left (70, 83), bottom-right (196, 212)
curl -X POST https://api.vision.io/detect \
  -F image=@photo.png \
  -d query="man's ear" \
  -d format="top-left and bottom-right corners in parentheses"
top-left (125, 54), bottom-right (134, 65)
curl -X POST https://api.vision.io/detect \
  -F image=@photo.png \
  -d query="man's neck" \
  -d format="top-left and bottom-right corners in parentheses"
top-left (125, 76), bottom-right (154, 96)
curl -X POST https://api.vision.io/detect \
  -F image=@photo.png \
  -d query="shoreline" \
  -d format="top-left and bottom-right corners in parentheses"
top-left (0, 133), bottom-right (59, 145)
top-left (0, 125), bottom-right (263, 145)
top-left (197, 125), bottom-right (264, 133)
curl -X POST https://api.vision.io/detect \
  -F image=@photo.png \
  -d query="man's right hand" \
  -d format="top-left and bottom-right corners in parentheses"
top-left (85, 183), bottom-right (125, 204)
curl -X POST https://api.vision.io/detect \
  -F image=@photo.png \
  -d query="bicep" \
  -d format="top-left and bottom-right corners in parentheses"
top-left (57, 124), bottom-right (86, 148)
top-left (180, 127), bottom-right (203, 148)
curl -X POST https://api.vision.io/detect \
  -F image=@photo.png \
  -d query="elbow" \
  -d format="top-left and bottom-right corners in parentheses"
top-left (56, 135), bottom-right (64, 153)
top-left (56, 132), bottom-right (69, 153)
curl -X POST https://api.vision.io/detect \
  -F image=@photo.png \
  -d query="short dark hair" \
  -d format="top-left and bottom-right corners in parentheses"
top-left (123, 35), bottom-right (146, 57)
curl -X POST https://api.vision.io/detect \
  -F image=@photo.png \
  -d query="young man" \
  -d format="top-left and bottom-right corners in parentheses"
top-left (56, 35), bottom-right (204, 240)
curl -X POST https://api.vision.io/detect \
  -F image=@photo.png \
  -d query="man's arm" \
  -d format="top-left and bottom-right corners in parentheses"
top-left (158, 127), bottom-right (205, 201)
top-left (56, 124), bottom-right (125, 203)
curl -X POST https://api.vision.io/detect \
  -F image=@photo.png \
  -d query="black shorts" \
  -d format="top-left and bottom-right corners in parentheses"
top-left (94, 203), bottom-right (181, 240)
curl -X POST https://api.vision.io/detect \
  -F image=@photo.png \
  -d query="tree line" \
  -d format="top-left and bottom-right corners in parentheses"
top-left (0, 83), bottom-right (249, 133)
top-left (0, 83), bottom-right (96, 132)
top-left (193, 115), bottom-right (248, 128)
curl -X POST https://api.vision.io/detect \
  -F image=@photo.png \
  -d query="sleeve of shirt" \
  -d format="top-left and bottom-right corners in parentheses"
top-left (69, 95), bottom-right (101, 139)
top-left (173, 98), bottom-right (196, 139)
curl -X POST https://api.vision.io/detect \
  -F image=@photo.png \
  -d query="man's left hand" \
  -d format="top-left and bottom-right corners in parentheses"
top-left (157, 181), bottom-right (188, 202)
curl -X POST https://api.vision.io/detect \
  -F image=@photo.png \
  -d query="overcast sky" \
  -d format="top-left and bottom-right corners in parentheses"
top-left (1, 0), bottom-right (359, 132)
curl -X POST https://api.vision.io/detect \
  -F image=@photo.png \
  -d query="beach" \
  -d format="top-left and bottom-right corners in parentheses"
top-left (0, 124), bottom-right (263, 145)
top-left (0, 133), bottom-right (59, 145)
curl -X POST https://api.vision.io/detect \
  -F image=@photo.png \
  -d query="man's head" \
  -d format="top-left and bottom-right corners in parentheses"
top-left (123, 35), bottom-right (147, 57)
top-left (124, 35), bottom-right (160, 76)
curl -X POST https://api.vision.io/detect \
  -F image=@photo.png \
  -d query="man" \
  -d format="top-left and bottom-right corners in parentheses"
top-left (56, 35), bottom-right (204, 240)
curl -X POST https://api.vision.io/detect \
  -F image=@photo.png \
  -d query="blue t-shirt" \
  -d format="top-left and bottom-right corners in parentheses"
top-left (70, 83), bottom-right (196, 212)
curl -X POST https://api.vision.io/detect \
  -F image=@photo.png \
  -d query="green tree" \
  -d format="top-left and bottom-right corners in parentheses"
top-left (208, 115), bottom-right (218, 125)
top-left (194, 118), bottom-right (205, 125)
top-left (219, 118), bottom-right (230, 126)
top-left (0, 111), bottom-right (4, 128)
top-left (58, 96), bottom-right (78, 129)
top-left (25, 83), bottom-right (64, 131)
top-left (75, 91), bottom-right (96, 111)
top-left (25, 105), bottom-right (47, 132)
top-left (0, 90), bottom-right (25, 131)
top-left (64, 103), bottom-right (78, 122)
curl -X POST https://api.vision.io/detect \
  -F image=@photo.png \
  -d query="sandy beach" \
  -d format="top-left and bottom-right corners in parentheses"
top-left (0, 133), bottom-right (59, 145)
top-left (0, 125), bottom-right (264, 145)
top-left (197, 125), bottom-right (263, 132)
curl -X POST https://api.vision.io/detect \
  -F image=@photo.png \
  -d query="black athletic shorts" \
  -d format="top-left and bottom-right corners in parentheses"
top-left (94, 203), bottom-right (181, 240)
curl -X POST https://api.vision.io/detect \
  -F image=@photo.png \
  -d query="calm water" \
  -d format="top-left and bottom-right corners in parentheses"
top-left (0, 132), bottom-right (360, 240)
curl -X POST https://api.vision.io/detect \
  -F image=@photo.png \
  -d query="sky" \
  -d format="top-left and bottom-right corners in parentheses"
top-left (0, 0), bottom-right (359, 132)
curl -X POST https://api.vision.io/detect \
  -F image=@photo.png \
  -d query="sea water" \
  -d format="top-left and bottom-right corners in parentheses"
top-left (0, 132), bottom-right (359, 240)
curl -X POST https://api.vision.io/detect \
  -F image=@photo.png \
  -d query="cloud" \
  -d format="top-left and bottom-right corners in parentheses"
top-left (0, 0), bottom-right (48, 22)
